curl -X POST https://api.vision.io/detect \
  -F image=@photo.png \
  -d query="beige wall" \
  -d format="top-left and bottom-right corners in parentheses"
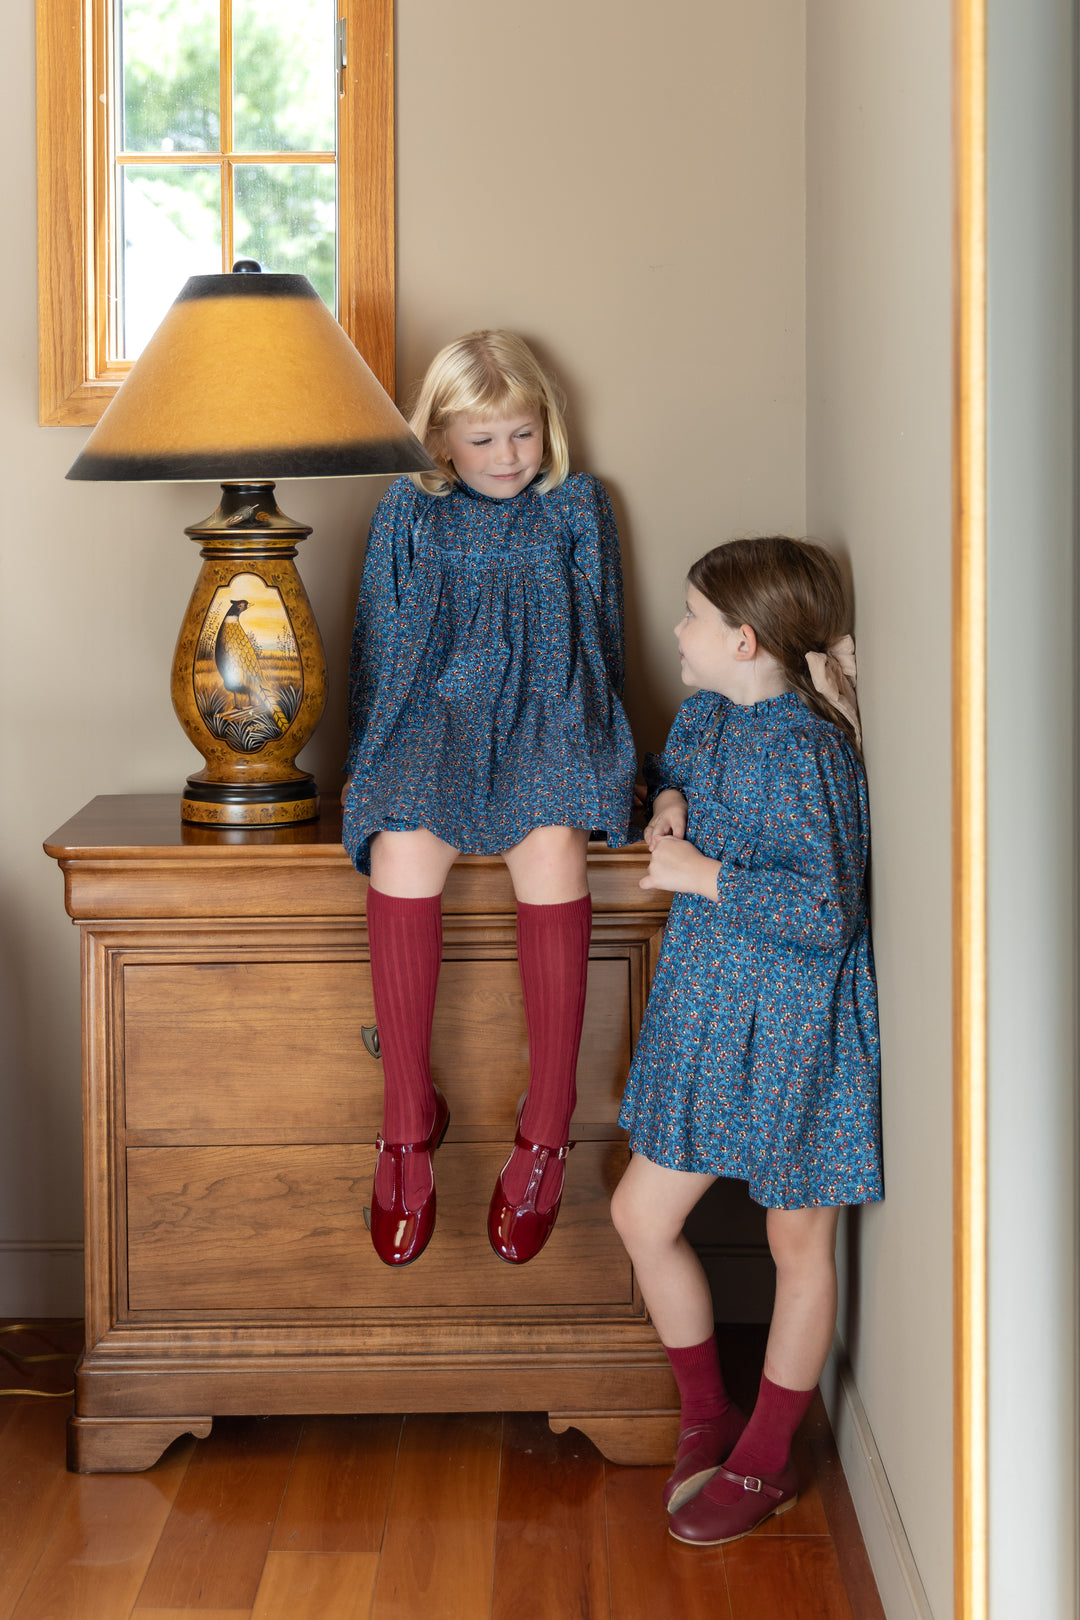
top-left (3, 4), bottom-right (805, 1300)
top-left (395, 0), bottom-right (807, 749)
top-left (806, 3), bottom-right (953, 1616)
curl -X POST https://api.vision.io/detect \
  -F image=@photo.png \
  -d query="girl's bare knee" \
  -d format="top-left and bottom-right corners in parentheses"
top-left (610, 1179), bottom-right (652, 1253)
top-left (765, 1205), bottom-right (840, 1270)
top-left (609, 1178), bottom-right (634, 1242)
top-left (503, 825), bottom-right (589, 903)
top-left (369, 829), bottom-right (458, 897)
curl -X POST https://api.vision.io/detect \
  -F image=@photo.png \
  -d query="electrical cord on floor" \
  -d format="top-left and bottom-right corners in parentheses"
top-left (0, 1321), bottom-right (79, 1397)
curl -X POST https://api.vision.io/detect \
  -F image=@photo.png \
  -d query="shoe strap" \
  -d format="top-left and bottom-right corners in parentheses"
top-left (712, 1464), bottom-right (787, 1502)
top-left (512, 1130), bottom-right (575, 1159)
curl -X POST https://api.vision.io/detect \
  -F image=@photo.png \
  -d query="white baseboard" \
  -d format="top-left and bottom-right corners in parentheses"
top-left (821, 1341), bottom-right (935, 1620)
top-left (0, 1242), bottom-right (84, 1317)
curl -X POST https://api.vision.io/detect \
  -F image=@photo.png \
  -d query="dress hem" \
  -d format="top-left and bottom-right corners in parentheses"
top-left (623, 1139), bottom-right (884, 1211)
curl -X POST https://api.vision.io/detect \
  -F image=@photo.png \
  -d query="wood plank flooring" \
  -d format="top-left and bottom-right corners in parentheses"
top-left (0, 1321), bottom-right (884, 1620)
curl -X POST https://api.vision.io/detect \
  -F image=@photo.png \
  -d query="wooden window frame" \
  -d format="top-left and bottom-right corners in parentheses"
top-left (35, 0), bottom-right (394, 426)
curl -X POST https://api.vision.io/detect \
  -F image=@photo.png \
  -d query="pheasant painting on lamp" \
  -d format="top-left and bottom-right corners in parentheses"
top-left (66, 263), bottom-right (434, 826)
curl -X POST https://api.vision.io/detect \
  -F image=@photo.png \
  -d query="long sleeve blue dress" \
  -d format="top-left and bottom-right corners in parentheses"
top-left (342, 472), bottom-right (637, 874)
top-left (618, 688), bottom-right (883, 1209)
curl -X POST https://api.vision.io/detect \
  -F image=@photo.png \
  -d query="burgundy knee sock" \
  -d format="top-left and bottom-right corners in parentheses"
top-left (366, 888), bottom-right (442, 1204)
top-left (702, 1372), bottom-right (814, 1503)
top-left (501, 894), bottom-right (592, 1208)
top-left (665, 1335), bottom-right (735, 1426)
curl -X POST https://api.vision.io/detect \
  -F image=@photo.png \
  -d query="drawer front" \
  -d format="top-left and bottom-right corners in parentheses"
top-left (123, 958), bottom-right (631, 1135)
top-left (125, 1142), bottom-right (634, 1311)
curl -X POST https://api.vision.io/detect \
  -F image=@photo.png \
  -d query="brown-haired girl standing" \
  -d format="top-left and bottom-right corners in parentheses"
top-left (612, 536), bottom-right (882, 1546)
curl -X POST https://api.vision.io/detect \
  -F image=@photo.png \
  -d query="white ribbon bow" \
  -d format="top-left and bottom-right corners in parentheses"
top-left (804, 634), bottom-right (861, 748)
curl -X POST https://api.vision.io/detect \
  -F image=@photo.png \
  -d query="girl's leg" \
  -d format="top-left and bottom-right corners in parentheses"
top-left (668, 1204), bottom-right (840, 1545)
top-left (610, 1153), bottom-right (717, 1345)
top-left (761, 1204), bottom-right (841, 1390)
top-left (489, 827), bottom-right (590, 1262)
top-left (610, 1155), bottom-right (746, 1506)
top-left (366, 830), bottom-right (459, 1264)
top-left (505, 826), bottom-right (590, 1158)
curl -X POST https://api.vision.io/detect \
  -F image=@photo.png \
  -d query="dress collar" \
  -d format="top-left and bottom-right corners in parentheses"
top-left (452, 475), bottom-right (542, 505)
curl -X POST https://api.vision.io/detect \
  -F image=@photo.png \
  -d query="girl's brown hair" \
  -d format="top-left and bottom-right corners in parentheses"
top-left (688, 536), bottom-right (858, 748)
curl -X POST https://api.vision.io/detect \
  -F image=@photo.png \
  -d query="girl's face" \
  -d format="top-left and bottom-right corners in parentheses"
top-left (674, 583), bottom-right (753, 697)
top-left (440, 410), bottom-right (544, 499)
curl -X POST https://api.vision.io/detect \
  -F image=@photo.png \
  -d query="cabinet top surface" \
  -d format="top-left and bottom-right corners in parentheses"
top-left (43, 795), bottom-right (647, 867)
top-left (44, 795), bottom-right (350, 862)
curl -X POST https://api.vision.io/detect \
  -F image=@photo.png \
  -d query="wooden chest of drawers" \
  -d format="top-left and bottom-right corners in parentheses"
top-left (46, 796), bottom-right (681, 1472)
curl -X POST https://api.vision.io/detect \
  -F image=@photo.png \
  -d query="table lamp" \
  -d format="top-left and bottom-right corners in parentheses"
top-left (66, 263), bottom-right (434, 827)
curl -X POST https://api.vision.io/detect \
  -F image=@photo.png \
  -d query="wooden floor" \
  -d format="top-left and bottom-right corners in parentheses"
top-left (0, 1321), bottom-right (885, 1620)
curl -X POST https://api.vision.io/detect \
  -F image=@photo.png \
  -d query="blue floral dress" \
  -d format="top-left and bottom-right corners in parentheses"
top-left (619, 689), bottom-right (883, 1209)
top-left (342, 473), bottom-right (637, 873)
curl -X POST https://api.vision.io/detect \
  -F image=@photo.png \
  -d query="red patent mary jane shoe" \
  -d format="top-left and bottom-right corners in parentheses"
top-left (662, 1407), bottom-right (748, 1513)
top-left (667, 1460), bottom-right (798, 1546)
top-left (487, 1128), bottom-right (574, 1265)
top-left (370, 1086), bottom-right (450, 1267)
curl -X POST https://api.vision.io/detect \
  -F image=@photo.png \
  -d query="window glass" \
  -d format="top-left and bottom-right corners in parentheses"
top-left (120, 0), bottom-right (220, 153)
top-left (232, 0), bottom-right (336, 154)
top-left (234, 165), bottom-right (337, 306)
top-left (118, 166), bottom-right (221, 356)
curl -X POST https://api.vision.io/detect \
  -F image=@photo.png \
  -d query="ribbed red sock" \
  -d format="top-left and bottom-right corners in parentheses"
top-left (702, 1372), bottom-right (814, 1503)
top-left (366, 888), bottom-right (442, 1205)
top-left (665, 1335), bottom-right (735, 1426)
top-left (501, 894), bottom-right (592, 1209)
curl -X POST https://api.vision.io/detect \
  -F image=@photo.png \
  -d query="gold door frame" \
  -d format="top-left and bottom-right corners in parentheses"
top-left (952, 1), bottom-right (987, 1615)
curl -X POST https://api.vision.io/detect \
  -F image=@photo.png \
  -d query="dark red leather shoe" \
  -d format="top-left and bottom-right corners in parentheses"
top-left (487, 1129), bottom-right (574, 1264)
top-left (370, 1087), bottom-right (449, 1267)
top-left (667, 1460), bottom-right (798, 1545)
top-left (662, 1407), bottom-right (748, 1512)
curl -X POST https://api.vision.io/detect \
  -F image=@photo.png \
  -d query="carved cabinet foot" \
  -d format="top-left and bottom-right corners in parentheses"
top-left (548, 1408), bottom-right (679, 1465)
top-left (67, 1414), bottom-right (213, 1473)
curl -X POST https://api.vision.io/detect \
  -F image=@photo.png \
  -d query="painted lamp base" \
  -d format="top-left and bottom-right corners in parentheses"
top-left (172, 483), bottom-right (328, 827)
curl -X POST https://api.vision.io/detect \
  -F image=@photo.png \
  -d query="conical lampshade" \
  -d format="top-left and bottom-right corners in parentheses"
top-left (67, 271), bottom-right (433, 483)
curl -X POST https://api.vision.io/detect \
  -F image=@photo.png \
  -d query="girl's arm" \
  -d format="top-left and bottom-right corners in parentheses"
top-left (715, 734), bottom-right (868, 950)
top-left (641, 731), bottom-right (869, 953)
top-left (642, 690), bottom-right (724, 804)
top-left (564, 476), bottom-right (625, 694)
top-left (345, 482), bottom-right (420, 772)
top-left (592, 481), bottom-right (626, 694)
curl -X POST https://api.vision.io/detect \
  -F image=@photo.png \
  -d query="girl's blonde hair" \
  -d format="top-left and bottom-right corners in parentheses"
top-left (406, 330), bottom-right (570, 497)
top-left (688, 537), bottom-right (860, 750)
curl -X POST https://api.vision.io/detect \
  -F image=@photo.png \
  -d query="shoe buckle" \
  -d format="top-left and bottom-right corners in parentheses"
top-left (743, 1475), bottom-right (763, 1494)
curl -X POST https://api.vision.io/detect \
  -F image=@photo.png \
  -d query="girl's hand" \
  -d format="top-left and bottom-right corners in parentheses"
top-left (639, 833), bottom-right (721, 899)
top-left (643, 789), bottom-right (688, 849)
top-left (340, 776), bottom-right (352, 809)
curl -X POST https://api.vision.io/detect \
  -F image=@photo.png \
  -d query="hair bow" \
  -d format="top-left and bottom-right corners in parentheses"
top-left (804, 634), bottom-right (861, 748)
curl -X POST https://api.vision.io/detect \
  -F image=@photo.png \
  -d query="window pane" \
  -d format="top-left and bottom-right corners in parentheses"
top-left (120, 0), bottom-right (220, 153)
top-left (232, 0), bottom-right (336, 153)
top-left (118, 165), bottom-right (222, 357)
top-left (233, 164), bottom-right (336, 308)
